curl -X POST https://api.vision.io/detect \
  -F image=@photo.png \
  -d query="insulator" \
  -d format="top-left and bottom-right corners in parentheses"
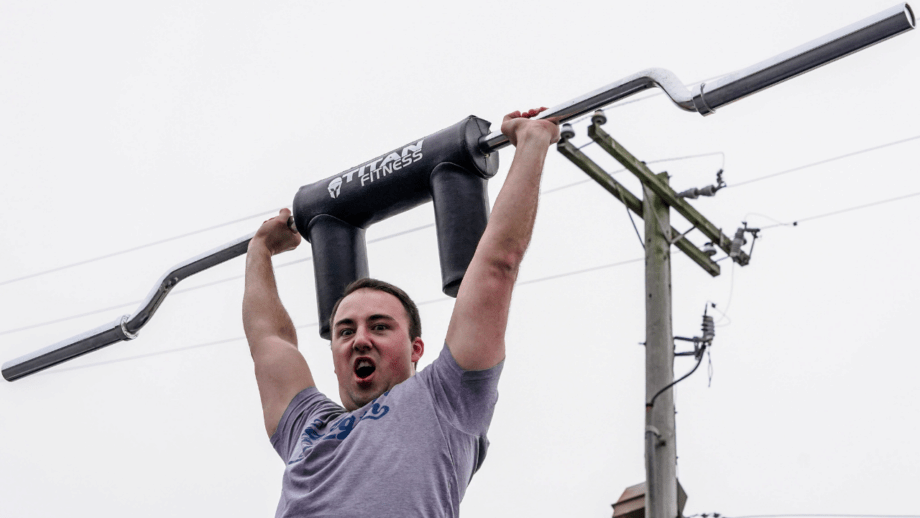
top-left (678, 188), bottom-right (700, 199)
top-left (699, 184), bottom-right (720, 196)
top-left (591, 109), bottom-right (607, 125)
top-left (701, 315), bottom-right (715, 342)
top-left (560, 123), bottom-right (575, 140)
top-left (729, 227), bottom-right (747, 259)
top-left (702, 242), bottom-right (717, 257)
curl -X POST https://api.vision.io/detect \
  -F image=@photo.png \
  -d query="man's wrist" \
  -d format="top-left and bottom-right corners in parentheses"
top-left (514, 124), bottom-right (557, 147)
top-left (248, 237), bottom-right (274, 257)
top-left (513, 132), bottom-right (554, 154)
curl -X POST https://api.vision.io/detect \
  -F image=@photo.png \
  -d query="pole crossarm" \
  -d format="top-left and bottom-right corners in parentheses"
top-left (587, 123), bottom-right (751, 266)
top-left (556, 139), bottom-right (721, 277)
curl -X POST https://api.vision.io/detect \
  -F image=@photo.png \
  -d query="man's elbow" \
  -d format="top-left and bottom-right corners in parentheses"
top-left (482, 248), bottom-right (524, 284)
top-left (491, 237), bottom-right (528, 272)
top-left (244, 319), bottom-right (298, 349)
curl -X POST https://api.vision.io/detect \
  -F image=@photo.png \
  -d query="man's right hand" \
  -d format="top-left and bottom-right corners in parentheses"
top-left (252, 208), bottom-right (301, 255)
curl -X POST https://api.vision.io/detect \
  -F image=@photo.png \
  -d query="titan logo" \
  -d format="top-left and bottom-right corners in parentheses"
top-left (327, 139), bottom-right (425, 199)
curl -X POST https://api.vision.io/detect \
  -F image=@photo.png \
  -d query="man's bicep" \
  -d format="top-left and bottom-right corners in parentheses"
top-left (250, 336), bottom-right (316, 437)
top-left (445, 257), bottom-right (516, 371)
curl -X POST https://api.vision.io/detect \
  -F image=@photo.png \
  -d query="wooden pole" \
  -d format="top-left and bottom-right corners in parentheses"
top-left (644, 172), bottom-right (678, 518)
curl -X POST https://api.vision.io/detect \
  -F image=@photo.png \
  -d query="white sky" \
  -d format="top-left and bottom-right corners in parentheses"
top-left (1, 1), bottom-right (918, 516)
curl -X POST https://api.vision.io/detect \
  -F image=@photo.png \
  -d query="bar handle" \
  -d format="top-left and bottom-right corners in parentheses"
top-left (698, 3), bottom-right (915, 112)
top-left (478, 3), bottom-right (914, 153)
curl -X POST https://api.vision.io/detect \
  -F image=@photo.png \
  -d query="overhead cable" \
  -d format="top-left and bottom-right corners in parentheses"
top-left (727, 135), bottom-right (919, 189)
top-left (543, 151), bottom-right (726, 193)
top-left (4, 135), bottom-right (915, 290)
top-left (0, 208), bottom-right (281, 287)
top-left (9, 183), bottom-right (916, 339)
top-left (6, 139), bottom-right (916, 337)
top-left (760, 190), bottom-right (920, 229)
top-left (0, 81), bottom-right (723, 291)
top-left (0, 226), bottom-right (437, 338)
top-left (38, 256), bottom-right (646, 375)
top-left (2, 151), bottom-right (702, 337)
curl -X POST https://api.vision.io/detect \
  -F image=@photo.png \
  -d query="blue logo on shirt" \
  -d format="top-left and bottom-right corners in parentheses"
top-left (289, 399), bottom-right (390, 465)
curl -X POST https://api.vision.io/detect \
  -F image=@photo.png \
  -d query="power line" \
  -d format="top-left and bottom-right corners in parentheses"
top-left (744, 212), bottom-right (791, 228)
top-left (6, 136), bottom-right (916, 338)
top-left (368, 223), bottom-right (435, 243)
top-left (42, 171), bottom-right (919, 372)
top-left (517, 257), bottom-right (643, 286)
top-left (39, 334), bottom-right (248, 375)
top-left (8, 180), bottom-right (916, 341)
top-left (760, 190), bottom-right (920, 230)
top-left (0, 208), bottom-right (281, 288)
top-left (38, 256), bottom-right (646, 375)
top-left (543, 151), bottom-right (725, 193)
top-left (8, 153), bottom-right (711, 338)
top-left (714, 262), bottom-right (736, 325)
top-left (1, 79), bottom-right (724, 291)
top-left (726, 134), bottom-right (920, 189)
top-left (10, 179), bottom-right (916, 338)
top-left (8, 126), bottom-right (905, 292)
top-left (0, 255), bottom-right (310, 338)
top-left (0, 226), bottom-right (438, 338)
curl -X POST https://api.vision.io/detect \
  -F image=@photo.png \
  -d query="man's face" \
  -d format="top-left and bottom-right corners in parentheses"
top-left (331, 288), bottom-right (424, 411)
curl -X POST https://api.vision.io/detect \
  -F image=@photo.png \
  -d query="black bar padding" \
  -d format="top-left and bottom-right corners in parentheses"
top-left (430, 163), bottom-right (490, 297)
top-left (293, 116), bottom-right (499, 338)
top-left (307, 215), bottom-right (370, 339)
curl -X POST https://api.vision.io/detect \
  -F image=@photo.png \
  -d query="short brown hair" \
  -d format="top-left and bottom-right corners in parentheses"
top-left (329, 278), bottom-right (422, 341)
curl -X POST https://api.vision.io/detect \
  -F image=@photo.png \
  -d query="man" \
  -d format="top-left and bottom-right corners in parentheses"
top-left (243, 108), bottom-right (560, 517)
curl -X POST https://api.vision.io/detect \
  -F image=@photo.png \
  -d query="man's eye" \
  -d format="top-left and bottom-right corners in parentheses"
top-left (372, 324), bottom-right (388, 331)
top-left (339, 329), bottom-right (354, 337)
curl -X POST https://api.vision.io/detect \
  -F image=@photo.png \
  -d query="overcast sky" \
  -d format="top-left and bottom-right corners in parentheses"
top-left (2, 1), bottom-right (918, 517)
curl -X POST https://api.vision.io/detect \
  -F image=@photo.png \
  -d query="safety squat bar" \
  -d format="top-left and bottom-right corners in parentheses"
top-left (3, 3), bottom-right (913, 382)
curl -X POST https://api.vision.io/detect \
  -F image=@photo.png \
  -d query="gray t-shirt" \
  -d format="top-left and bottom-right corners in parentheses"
top-left (271, 344), bottom-right (503, 518)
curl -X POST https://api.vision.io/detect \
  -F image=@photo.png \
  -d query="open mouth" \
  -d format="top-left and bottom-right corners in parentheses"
top-left (354, 358), bottom-right (376, 380)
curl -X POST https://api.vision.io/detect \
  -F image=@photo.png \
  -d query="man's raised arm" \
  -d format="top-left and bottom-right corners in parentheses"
top-left (243, 208), bottom-right (315, 437)
top-left (445, 109), bottom-right (560, 371)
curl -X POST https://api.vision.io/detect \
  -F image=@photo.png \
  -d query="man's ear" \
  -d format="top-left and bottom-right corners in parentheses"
top-left (411, 337), bottom-right (424, 364)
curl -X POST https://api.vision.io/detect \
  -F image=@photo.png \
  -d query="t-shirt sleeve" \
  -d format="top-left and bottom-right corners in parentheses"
top-left (420, 343), bottom-right (504, 437)
top-left (270, 387), bottom-right (344, 462)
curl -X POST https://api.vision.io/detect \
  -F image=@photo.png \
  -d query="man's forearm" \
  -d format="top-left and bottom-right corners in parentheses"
top-left (444, 114), bottom-right (558, 371)
top-left (477, 133), bottom-right (553, 271)
top-left (243, 242), bottom-right (298, 348)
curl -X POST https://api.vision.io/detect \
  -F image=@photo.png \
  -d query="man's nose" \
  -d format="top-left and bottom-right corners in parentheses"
top-left (352, 327), bottom-right (372, 352)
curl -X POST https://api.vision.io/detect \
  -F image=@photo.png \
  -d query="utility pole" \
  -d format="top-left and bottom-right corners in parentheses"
top-left (643, 174), bottom-right (677, 518)
top-left (558, 110), bottom-right (752, 518)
